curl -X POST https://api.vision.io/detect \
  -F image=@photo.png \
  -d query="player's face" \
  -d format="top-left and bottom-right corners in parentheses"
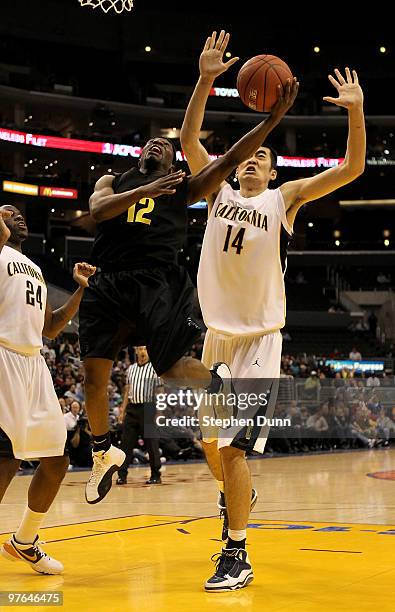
top-left (237, 147), bottom-right (277, 185)
top-left (140, 138), bottom-right (175, 171)
top-left (0, 205), bottom-right (28, 241)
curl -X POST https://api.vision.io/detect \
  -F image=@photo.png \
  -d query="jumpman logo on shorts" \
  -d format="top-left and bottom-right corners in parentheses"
top-left (252, 358), bottom-right (260, 367)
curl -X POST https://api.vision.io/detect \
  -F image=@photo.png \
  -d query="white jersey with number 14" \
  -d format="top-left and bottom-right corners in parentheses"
top-left (197, 183), bottom-right (292, 336)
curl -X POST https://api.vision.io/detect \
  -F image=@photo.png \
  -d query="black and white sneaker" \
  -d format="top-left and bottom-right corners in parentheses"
top-left (85, 445), bottom-right (126, 504)
top-left (211, 362), bottom-right (237, 424)
top-left (205, 547), bottom-right (253, 592)
top-left (218, 488), bottom-right (258, 541)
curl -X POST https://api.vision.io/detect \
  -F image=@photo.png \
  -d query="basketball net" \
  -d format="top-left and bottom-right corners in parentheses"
top-left (78, 0), bottom-right (134, 14)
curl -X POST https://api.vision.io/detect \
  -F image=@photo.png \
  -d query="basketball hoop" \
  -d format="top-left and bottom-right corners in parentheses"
top-left (78, 0), bottom-right (134, 14)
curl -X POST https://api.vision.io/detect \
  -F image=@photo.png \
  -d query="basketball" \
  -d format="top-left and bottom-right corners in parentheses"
top-left (236, 54), bottom-right (293, 112)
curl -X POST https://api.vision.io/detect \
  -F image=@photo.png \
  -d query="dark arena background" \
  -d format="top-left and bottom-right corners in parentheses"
top-left (0, 2), bottom-right (394, 611)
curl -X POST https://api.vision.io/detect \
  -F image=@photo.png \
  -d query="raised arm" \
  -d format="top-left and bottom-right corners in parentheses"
top-left (186, 78), bottom-right (299, 205)
top-left (280, 68), bottom-right (365, 226)
top-left (0, 209), bottom-right (12, 254)
top-left (42, 263), bottom-right (96, 340)
top-left (89, 172), bottom-right (185, 222)
top-left (180, 30), bottom-right (239, 175)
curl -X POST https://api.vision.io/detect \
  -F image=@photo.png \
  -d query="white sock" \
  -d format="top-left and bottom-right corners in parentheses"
top-left (15, 507), bottom-right (46, 544)
top-left (228, 529), bottom-right (247, 542)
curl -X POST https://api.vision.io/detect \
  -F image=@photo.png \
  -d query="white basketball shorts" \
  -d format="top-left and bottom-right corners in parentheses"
top-left (201, 329), bottom-right (282, 453)
top-left (0, 345), bottom-right (67, 460)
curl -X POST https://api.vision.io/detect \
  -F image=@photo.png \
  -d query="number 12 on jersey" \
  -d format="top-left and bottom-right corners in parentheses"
top-left (223, 225), bottom-right (245, 255)
top-left (127, 198), bottom-right (155, 225)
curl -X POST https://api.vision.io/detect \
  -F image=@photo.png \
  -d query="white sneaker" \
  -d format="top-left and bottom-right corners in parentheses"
top-left (85, 445), bottom-right (126, 504)
top-left (1, 535), bottom-right (63, 575)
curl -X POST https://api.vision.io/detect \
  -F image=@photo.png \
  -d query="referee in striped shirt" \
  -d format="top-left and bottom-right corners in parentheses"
top-left (116, 346), bottom-right (162, 485)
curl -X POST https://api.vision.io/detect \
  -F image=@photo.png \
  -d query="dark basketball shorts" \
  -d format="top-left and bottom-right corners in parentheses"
top-left (0, 427), bottom-right (15, 459)
top-left (79, 265), bottom-right (201, 375)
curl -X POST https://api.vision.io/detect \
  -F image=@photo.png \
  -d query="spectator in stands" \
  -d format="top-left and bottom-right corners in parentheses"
top-left (303, 371), bottom-right (321, 400)
top-left (59, 397), bottom-right (66, 412)
top-left (41, 343), bottom-right (56, 361)
top-left (267, 404), bottom-right (293, 454)
top-left (158, 408), bottom-right (204, 460)
top-left (351, 404), bottom-right (377, 448)
top-left (68, 418), bottom-right (93, 467)
top-left (367, 372), bottom-right (380, 387)
top-left (366, 391), bottom-right (381, 415)
top-left (333, 404), bottom-right (352, 447)
top-left (307, 403), bottom-right (329, 433)
top-left (64, 400), bottom-right (81, 431)
top-left (376, 407), bottom-right (395, 446)
top-left (63, 383), bottom-right (79, 401)
top-left (289, 358), bottom-right (299, 376)
top-left (59, 339), bottom-right (75, 356)
top-left (349, 347), bottom-right (362, 360)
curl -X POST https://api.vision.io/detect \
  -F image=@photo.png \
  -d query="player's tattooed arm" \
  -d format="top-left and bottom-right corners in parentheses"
top-left (89, 172), bottom-right (185, 222)
top-left (0, 209), bottom-right (12, 253)
top-left (42, 263), bottom-right (96, 339)
top-left (186, 78), bottom-right (298, 205)
top-left (280, 68), bottom-right (365, 226)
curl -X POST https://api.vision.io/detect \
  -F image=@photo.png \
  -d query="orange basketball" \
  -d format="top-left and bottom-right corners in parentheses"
top-left (237, 54), bottom-right (293, 112)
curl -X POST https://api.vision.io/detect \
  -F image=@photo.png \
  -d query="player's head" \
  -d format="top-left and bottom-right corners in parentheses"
top-left (139, 138), bottom-right (177, 173)
top-left (236, 145), bottom-right (278, 187)
top-left (0, 205), bottom-right (28, 243)
top-left (134, 345), bottom-right (149, 364)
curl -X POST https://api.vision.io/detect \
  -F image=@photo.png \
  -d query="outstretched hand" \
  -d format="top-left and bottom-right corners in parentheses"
top-left (323, 68), bottom-right (363, 109)
top-left (140, 170), bottom-right (186, 198)
top-left (270, 77), bottom-right (299, 122)
top-left (199, 30), bottom-right (239, 80)
top-left (0, 208), bottom-right (12, 243)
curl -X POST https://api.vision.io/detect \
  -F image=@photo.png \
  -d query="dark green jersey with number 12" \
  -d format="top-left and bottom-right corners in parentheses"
top-left (91, 167), bottom-right (189, 270)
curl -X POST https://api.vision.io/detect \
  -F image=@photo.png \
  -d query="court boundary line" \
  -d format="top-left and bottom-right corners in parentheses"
top-left (2, 511), bottom-right (394, 536)
top-left (0, 513), bottom-right (207, 536)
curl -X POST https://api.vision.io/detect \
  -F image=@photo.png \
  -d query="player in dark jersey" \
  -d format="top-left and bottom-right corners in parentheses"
top-left (81, 80), bottom-right (298, 506)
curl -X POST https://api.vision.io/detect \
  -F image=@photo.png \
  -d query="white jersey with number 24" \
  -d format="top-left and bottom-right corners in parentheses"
top-left (0, 245), bottom-right (47, 355)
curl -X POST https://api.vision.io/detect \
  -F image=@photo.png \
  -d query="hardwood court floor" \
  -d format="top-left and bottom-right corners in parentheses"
top-left (1, 449), bottom-right (394, 611)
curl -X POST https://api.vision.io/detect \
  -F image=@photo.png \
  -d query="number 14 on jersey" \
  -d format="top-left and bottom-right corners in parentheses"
top-left (223, 225), bottom-right (245, 255)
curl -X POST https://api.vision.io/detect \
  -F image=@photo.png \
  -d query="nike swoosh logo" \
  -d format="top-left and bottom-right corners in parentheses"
top-left (12, 545), bottom-right (40, 563)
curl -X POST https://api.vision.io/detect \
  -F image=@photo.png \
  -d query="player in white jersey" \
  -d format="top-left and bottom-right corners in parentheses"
top-left (0, 205), bottom-right (95, 574)
top-left (180, 30), bottom-right (365, 591)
